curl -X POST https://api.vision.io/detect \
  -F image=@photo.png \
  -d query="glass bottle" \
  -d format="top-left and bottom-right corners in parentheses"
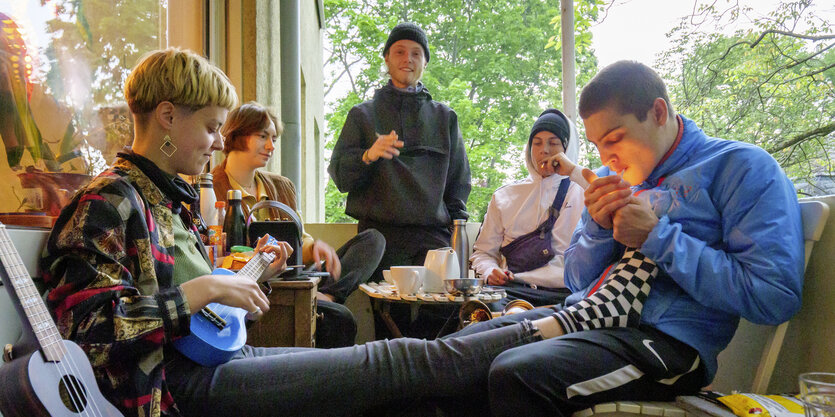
top-left (223, 190), bottom-right (247, 254)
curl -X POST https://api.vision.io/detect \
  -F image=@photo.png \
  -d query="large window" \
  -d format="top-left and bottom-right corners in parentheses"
top-left (0, 1), bottom-right (167, 227)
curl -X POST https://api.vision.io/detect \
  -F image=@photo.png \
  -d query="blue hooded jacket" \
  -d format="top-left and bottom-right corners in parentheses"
top-left (564, 115), bottom-right (804, 384)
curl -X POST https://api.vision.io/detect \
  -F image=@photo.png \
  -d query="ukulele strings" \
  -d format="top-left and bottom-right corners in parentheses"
top-left (0, 230), bottom-right (105, 417)
top-left (212, 253), bottom-right (270, 322)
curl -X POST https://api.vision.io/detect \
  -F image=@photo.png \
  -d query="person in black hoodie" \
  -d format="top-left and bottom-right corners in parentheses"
top-left (328, 22), bottom-right (471, 282)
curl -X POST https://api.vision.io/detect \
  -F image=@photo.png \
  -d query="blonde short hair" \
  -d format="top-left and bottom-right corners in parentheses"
top-left (124, 48), bottom-right (238, 119)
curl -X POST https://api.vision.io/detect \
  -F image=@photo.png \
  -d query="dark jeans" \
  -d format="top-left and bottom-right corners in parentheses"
top-left (451, 308), bottom-right (706, 417)
top-left (315, 300), bottom-right (356, 348)
top-left (315, 229), bottom-right (385, 347)
top-left (486, 281), bottom-right (571, 311)
top-left (165, 319), bottom-right (540, 416)
top-left (318, 229), bottom-right (386, 303)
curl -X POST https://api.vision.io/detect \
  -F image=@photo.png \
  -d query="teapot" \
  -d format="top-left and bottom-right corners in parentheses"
top-left (423, 247), bottom-right (459, 293)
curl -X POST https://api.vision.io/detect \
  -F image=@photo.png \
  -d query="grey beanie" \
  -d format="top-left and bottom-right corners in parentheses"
top-left (382, 22), bottom-right (430, 62)
top-left (529, 109), bottom-right (570, 150)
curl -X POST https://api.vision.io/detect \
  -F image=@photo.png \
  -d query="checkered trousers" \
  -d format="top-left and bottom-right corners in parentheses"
top-left (555, 248), bottom-right (658, 334)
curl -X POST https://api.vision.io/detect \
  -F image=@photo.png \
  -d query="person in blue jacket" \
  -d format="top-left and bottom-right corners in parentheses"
top-left (454, 60), bottom-right (804, 416)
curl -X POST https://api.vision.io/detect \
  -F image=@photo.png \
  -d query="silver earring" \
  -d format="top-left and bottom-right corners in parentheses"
top-left (160, 135), bottom-right (177, 157)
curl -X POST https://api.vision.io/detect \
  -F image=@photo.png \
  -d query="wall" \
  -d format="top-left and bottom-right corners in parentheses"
top-left (299, 0), bottom-right (326, 222)
top-left (223, 0), bottom-right (324, 222)
top-left (168, 0), bottom-right (204, 52)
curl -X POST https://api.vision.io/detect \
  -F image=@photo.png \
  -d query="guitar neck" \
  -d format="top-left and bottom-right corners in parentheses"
top-left (235, 250), bottom-right (276, 282)
top-left (0, 225), bottom-right (65, 362)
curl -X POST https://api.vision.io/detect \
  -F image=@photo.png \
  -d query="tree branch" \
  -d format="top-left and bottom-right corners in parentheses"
top-left (751, 29), bottom-right (835, 45)
top-left (785, 42), bottom-right (835, 70)
top-left (339, 53), bottom-right (359, 96)
top-left (711, 29), bottom-right (835, 68)
top-left (766, 122), bottom-right (835, 154)
top-left (324, 57), bottom-right (363, 97)
top-left (786, 61), bottom-right (835, 84)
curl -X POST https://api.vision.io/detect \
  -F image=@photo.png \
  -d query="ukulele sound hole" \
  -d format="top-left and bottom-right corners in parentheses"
top-left (58, 374), bottom-right (89, 412)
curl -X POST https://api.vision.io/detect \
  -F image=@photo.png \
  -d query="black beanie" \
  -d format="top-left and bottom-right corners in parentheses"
top-left (529, 109), bottom-right (570, 150)
top-left (383, 22), bottom-right (430, 62)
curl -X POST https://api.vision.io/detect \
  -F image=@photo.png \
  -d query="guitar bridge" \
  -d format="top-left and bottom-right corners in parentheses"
top-left (200, 307), bottom-right (227, 329)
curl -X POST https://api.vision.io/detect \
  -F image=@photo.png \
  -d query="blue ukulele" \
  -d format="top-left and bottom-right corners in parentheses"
top-left (173, 249), bottom-right (276, 367)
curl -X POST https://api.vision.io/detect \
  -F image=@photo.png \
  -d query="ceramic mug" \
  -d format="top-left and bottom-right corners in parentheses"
top-left (382, 269), bottom-right (393, 284)
top-left (390, 266), bottom-right (426, 294)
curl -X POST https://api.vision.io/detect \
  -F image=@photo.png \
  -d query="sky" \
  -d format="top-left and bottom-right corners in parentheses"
top-left (588, 0), bottom-right (832, 68)
top-left (589, 0), bottom-right (697, 67)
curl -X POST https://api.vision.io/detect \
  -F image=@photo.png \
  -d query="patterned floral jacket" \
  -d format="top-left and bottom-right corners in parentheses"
top-left (40, 158), bottom-right (196, 417)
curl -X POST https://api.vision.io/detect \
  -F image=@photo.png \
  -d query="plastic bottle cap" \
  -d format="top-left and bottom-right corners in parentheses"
top-left (215, 201), bottom-right (226, 208)
top-left (230, 245), bottom-right (253, 253)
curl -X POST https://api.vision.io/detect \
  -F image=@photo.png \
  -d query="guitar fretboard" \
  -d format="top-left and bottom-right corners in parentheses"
top-left (0, 225), bottom-right (66, 362)
top-left (236, 250), bottom-right (276, 282)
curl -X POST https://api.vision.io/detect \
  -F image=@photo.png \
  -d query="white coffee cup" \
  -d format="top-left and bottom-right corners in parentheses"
top-left (390, 266), bottom-right (426, 294)
top-left (382, 270), bottom-right (393, 284)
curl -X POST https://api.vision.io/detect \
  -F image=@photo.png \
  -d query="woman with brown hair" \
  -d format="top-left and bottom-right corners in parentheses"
top-left (212, 101), bottom-right (385, 347)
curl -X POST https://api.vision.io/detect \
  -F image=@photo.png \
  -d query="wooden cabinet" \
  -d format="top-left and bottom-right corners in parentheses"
top-left (247, 278), bottom-right (319, 348)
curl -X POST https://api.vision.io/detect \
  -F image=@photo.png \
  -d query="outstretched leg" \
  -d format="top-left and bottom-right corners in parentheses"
top-left (452, 248), bottom-right (659, 340)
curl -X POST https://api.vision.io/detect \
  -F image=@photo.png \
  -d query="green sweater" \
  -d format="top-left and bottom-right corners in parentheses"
top-left (172, 213), bottom-right (213, 285)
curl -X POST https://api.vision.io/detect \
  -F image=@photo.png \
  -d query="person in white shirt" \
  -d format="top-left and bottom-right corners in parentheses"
top-left (470, 109), bottom-right (587, 308)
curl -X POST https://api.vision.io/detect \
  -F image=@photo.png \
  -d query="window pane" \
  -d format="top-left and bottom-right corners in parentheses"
top-left (0, 1), bottom-right (166, 227)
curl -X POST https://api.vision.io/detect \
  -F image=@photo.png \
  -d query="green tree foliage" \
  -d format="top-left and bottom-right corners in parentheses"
top-left (323, 0), bottom-right (602, 222)
top-left (36, 0), bottom-right (160, 174)
top-left (658, 0), bottom-right (834, 196)
top-left (43, 0), bottom-right (161, 106)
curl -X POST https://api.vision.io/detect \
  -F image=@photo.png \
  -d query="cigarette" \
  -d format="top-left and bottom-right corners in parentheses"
top-left (540, 159), bottom-right (559, 170)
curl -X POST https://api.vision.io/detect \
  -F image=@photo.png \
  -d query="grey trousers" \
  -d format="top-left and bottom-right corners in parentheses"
top-left (165, 319), bottom-right (540, 416)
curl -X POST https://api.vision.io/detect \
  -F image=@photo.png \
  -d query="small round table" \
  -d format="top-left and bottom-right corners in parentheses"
top-left (358, 282), bottom-right (507, 338)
